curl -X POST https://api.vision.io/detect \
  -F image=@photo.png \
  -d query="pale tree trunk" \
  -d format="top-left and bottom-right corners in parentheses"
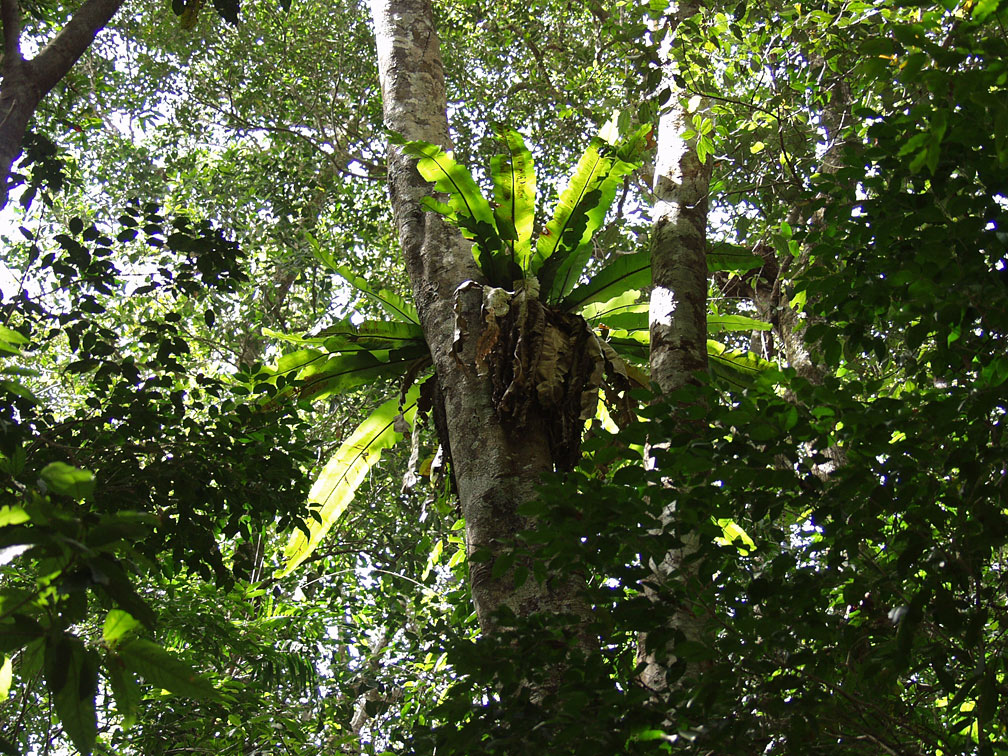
top-left (370, 0), bottom-right (588, 635)
top-left (0, 0), bottom-right (124, 207)
top-left (641, 0), bottom-right (713, 696)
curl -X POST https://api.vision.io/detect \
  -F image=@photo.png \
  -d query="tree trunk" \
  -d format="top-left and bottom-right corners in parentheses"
top-left (648, 103), bottom-right (711, 395)
top-left (0, 0), bottom-right (124, 207)
top-left (641, 0), bottom-right (713, 696)
top-left (370, 0), bottom-right (587, 634)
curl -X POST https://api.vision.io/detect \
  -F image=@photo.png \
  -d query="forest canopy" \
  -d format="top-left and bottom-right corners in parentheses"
top-left (1, 0), bottom-right (1007, 754)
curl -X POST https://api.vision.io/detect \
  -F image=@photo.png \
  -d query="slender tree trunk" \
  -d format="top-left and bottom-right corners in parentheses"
top-left (648, 105), bottom-right (711, 395)
top-left (370, 0), bottom-right (587, 634)
top-left (0, 0), bottom-right (124, 207)
top-left (641, 0), bottom-right (713, 695)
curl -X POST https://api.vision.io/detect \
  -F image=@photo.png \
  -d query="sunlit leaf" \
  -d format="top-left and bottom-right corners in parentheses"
top-left (707, 340), bottom-right (774, 388)
top-left (563, 249), bottom-right (650, 313)
top-left (39, 462), bottom-right (94, 499)
top-left (707, 314), bottom-right (772, 333)
top-left (102, 610), bottom-right (141, 646)
top-left (279, 383), bottom-right (422, 576)
top-left (0, 506), bottom-right (29, 527)
top-left (0, 656), bottom-right (11, 699)
top-left (400, 139), bottom-right (513, 284)
top-left (538, 128), bottom-right (647, 302)
top-left (490, 128), bottom-right (536, 273)
top-left (296, 346), bottom-right (429, 403)
top-left (582, 290), bottom-right (647, 323)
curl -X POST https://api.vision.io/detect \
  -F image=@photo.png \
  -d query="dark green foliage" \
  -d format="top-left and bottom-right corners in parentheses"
top-left (413, 7), bottom-right (1008, 754)
top-left (0, 202), bottom-right (313, 753)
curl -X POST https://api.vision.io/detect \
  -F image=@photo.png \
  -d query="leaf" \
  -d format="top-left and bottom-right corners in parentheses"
top-left (537, 131), bottom-right (644, 301)
top-left (0, 506), bottom-right (29, 527)
top-left (117, 638), bottom-right (220, 700)
top-left (400, 140), bottom-right (513, 284)
top-left (562, 249), bottom-right (651, 313)
top-left (46, 636), bottom-right (98, 756)
top-left (304, 230), bottom-right (340, 271)
top-left (278, 383), bottom-right (422, 576)
top-left (296, 346), bottom-right (429, 403)
top-left (102, 610), bottom-right (141, 646)
top-left (581, 291), bottom-right (647, 325)
top-left (0, 614), bottom-right (44, 653)
top-left (716, 518), bottom-right (756, 553)
top-left (972, 0), bottom-right (1002, 22)
top-left (274, 348), bottom-right (326, 377)
top-left (707, 314), bottom-right (772, 333)
top-left (319, 320), bottom-right (427, 351)
top-left (107, 659), bottom-right (140, 729)
top-left (39, 462), bottom-right (95, 499)
top-left (331, 265), bottom-right (418, 324)
top-left (707, 241), bottom-right (763, 272)
top-left (0, 326), bottom-right (27, 347)
top-left (707, 340), bottom-right (774, 388)
top-left (0, 655), bottom-right (11, 699)
top-left (490, 129), bottom-right (537, 273)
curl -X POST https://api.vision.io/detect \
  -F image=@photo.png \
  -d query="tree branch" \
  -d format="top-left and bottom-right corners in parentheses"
top-left (0, 0), bottom-right (124, 207)
top-left (1, 0), bottom-right (22, 66)
top-left (30, 0), bottom-right (124, 96)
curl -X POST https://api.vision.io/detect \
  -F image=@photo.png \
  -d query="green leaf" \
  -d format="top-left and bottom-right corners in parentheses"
top-left (295, 346), bottom-right (429, 403)
top-left (91, 557), bottom-right (157, 631)
top-left (304, 230), bottom-right (340, 272)
top-left (972, 0), bottom-right (1003, 22)
top-left (400, 140), bottom-right (513, 284)
top-left (716, 518), bottom-right (756, 552)
top-left (537, 131), bottom-right (644, 301)
top-left (707, 314), bottom-right (772, 333)
top-left (581, 288), bottom-right (647, 322)
top-left (0, 326), bottom-right (27, 348)
top-left (102, 610), bottom-right (141, 646)
top-left (279, 383), bottom-right (422, 576)
top-left (0, 506), bottom-right (29, 527)
top-left (490, 129), bottom-right (537, 274)
top-left (0, 655), bottom-right (11, 699)
top-left (331, 265), bottom-right (419, 324)
top-left (562, 249), bottom-right (651, 313)
top-left (117, 638), bottom-right (220, 700)
top-left (39, 462), bottom-right (95, 499)
top-left (107, 659), bottom-right (141, 729)
top-left (707, 340), bottom-right (774, 388)
top-left (707, 241), bottom-right (763, 272)
top-left (275, 348), bottom-right (326, 377)
top-left (46, 636), bottom-right (98, 756)
top-left (319, 320), bottom-right (427, 351)
top-left (0, 614), bottom-right (44, 653)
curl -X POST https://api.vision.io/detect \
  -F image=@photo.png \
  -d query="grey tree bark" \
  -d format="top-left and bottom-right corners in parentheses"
top-left (370, 0), bottom-right (588, 634)
top-left (641, 0), bottom-right (713, 696)
top-left (0, 0), bottom-right (124, 207)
